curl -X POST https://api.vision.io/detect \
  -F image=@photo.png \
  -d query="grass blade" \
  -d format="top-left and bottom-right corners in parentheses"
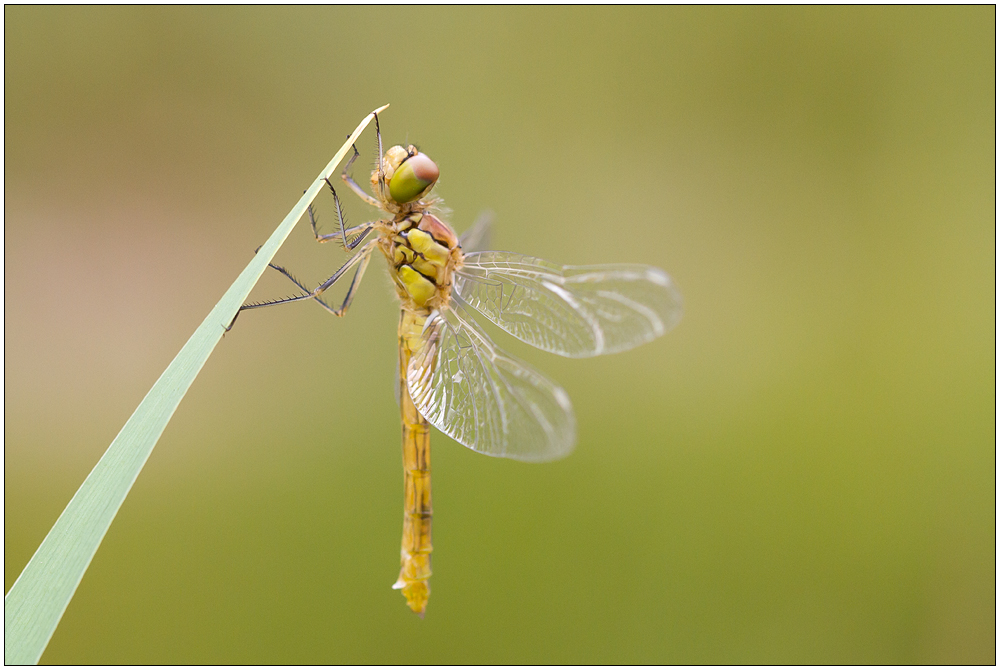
top-left (3, 104), bottom-right (390, 665)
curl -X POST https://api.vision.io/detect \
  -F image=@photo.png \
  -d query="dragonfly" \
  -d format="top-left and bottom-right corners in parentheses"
top-left (233, 111), bottom-right (682, 616)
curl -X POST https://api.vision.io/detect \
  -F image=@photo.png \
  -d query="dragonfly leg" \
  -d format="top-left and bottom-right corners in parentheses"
top-left (265, 248), bottom-right (373, 318)
top-left (321, 179), bottom-right (375, 251)
top-left (225, 240), bottom-right (376, 331)
top-left (341, 143), bottom-right (381, 208)
top-left (257, 260), bottom-right (339, 316)
top-left (373, 111), bottom-right (385, 196)
top-left (306, 202), bottom-right (372, 245)
top-left (331, 247), bottom-right (373, 317)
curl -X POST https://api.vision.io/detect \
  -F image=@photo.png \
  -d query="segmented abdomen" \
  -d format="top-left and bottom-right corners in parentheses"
top-left (394, 309), bottom-right (433, 616)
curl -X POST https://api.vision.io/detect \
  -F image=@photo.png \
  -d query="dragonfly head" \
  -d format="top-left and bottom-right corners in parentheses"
top-left (376, 145), bottom-right (440, 205)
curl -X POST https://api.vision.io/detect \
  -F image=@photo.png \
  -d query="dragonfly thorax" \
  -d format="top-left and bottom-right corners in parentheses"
top-left (374, 144), bottom-right (440, 209)
top-left (384, 211), bottom-right (461, 312)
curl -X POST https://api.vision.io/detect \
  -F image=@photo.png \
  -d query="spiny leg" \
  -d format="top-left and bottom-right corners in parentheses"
top-left (266, 249), bottom-right (373, 318)
top-left (322, 178), bottom-right (374, 251)
top-left (330, 247), bottom-right (373, 317)
top-left (299, 182), bottom-right (373, 244)
top-left (225, 240), bottom-right (376, 331)
top-left (374, 111), bottom-right (385, 194)
top-left (341, 110), bottom-right (387, 205)
top-left (341, 144), bottom-right (382, 208)
top-left (307, 202), bottom-right (371, 245)
top-left (259, 260), bottom-right (338, 316)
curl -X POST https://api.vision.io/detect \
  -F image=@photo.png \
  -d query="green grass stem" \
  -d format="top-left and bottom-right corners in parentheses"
top-left (4, 105), bottom-right (389, 665)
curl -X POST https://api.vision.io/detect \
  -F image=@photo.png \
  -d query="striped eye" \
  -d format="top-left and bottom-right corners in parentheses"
top-left (388, 153), bottom-right (439, 203)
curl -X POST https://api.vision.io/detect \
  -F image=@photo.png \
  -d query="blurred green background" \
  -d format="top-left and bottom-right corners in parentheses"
top-left (5, 6), bottom-right (994, 664)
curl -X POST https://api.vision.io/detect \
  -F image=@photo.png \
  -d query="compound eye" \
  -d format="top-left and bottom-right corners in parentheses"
top-left (388, 153), bottom-right (439, 203)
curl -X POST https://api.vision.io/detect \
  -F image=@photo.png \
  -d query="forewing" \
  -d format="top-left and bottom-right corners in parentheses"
top-left (407, 306), bottom-right (575, 462)
top-left (458, 211), bottom-right (494, 253)
top-left (455, 251), bottom-right (683, 358)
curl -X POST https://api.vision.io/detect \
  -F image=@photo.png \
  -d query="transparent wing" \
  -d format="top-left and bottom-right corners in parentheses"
top-left (457, 211), bottom-right (494, 253)
top-left (455, 251), bottom-right (683, 358)
top-left (407, 304), bottom-right (575, 462)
